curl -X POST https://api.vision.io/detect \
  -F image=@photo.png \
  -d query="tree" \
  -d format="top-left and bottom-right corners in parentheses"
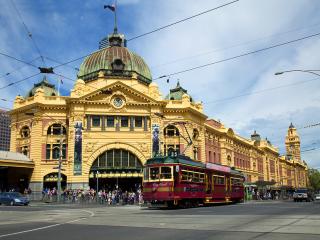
top-left (308, 169), bottom-right (320, 192)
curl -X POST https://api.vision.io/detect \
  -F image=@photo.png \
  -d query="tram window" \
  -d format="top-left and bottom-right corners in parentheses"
top-left (231, 178), bottom-right (242, 186)
top-left (160, 166), bottom-right (172, 179)
top-left (181, 171), bottom-right (188, 181)
top-left (193, 173), bottom-right (200, 182)
top-left (214, 176), bottom-right (225, 185)
top-left (150, 167), bottom-right (160, 180)
top-left (187, 172), bottom-right (193, 181)
top-left (199, 173), bottom-right (205, 183)
top-left (143, 168), bottom-right (149, 180)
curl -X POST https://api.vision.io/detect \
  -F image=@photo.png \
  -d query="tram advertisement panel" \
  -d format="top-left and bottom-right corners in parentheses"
top-left (152, 124), bottom-right (160, 156)
top-left (74, 121), bottom-right (82, 175)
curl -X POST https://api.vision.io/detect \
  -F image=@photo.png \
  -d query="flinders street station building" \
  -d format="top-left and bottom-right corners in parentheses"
top-left (1, 31), bottom-right (308, 198)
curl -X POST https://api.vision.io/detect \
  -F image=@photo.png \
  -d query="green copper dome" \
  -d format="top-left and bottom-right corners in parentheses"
top-left (78, 34), bottom-right (152, 84)
top-left (165, 81), bottom-right (194, 102)
top-left (26, 76), bottom-right (58, 98)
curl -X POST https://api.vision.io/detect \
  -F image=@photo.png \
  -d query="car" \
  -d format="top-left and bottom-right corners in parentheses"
top-left (314, 194), bottom-right (320, 203)
top-left (293, 189), bottom-right (313, 202)
top-left (0, 192), bottom-right (30, 206)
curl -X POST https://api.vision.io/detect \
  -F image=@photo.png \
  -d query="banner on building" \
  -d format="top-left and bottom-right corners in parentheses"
top-left (74, 121), bottom-right (82, 175)
top-left (152, 124), bottom-right (160, 156)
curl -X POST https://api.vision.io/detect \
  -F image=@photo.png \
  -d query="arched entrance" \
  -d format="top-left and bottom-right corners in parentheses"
top-left (89, 149), bottom-right (143, 192)
top-left (43, 173), bottom-right (67, 190)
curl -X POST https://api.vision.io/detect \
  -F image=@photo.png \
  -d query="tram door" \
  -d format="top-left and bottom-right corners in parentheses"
top-left (225, 176), bottom-right (231, 199)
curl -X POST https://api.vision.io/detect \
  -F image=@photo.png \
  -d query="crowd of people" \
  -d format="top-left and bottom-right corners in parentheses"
top-left (250, 189), bottom-right (293, 200)
top-left (42, 187), bottom-right (143, 205)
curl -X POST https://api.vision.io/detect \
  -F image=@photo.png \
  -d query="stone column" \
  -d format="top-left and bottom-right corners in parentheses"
top-left (143, 117), bottom-right (148, 131)
top-left (86, 115), bottom-right (91, 130)
top-left (130, 117), bottom-right (134, 131)
top-left (101, 116), bottom-right (105, 131)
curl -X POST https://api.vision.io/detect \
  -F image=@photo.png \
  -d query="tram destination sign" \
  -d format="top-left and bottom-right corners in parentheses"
top-left (206, 163), bottom-right (230, 173)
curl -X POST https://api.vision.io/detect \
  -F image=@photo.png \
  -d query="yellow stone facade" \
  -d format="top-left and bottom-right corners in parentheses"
top-left (8, 33), bottom-right (308, 195)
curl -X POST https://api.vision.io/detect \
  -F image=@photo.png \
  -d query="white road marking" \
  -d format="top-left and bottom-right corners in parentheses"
top-left (0, 210), bottom-right (94, 238)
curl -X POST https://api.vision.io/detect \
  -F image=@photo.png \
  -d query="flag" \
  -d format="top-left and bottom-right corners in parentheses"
top-left (104, 4), bottom-right (115, 12)
top-left (60, 79), bottom-right (63, 84)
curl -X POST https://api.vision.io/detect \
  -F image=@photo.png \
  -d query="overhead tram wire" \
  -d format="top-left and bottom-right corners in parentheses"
top-left (0, 72), bottom-right (41, 90)
top-left (203, 76), bottom-right (320, 105)
top-left (126, 0), bottom-right (240, 41)
top-left (10, 0), bottom-right (46, 67)
top-left (44, 56), bottom-right (79, 72)
top-left (0, 56), bottom-right (41, 79)
top-left (0, 52), bottom-right (38, 69)
top-left (52, 1), bottom-right (239, 70)
top-left (151, 21), bottom-right (320, 69)
top-left (155, 31), bottom-right (320, 80)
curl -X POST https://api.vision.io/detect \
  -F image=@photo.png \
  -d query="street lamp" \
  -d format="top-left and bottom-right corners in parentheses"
top-left (275, 69), bottom-right (320, 77)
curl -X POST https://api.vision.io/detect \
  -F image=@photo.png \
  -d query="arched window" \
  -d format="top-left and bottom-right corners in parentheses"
top-left (164, 125), bottom-right (179, 136)
top-left (91, 149), bottom-right (143, 170)
top-left (47, 124), bottom-right (66, 135)
top-left (20, 126), bottom-right (30, 138)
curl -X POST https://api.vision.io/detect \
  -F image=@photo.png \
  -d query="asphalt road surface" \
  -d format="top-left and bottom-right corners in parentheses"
top-left (0, 201), bottom-right (319, 240)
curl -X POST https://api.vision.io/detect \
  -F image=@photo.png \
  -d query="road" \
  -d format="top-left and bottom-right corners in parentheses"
top-left (0, 201), bottom-right (319, 240)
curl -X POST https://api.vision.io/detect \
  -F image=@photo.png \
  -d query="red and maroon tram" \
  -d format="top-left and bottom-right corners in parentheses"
top-left (143, 155), bottom-right (244, 208)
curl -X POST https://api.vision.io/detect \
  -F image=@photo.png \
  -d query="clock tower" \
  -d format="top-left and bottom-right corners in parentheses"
top-left (285, 123), bottom-right (301, 161)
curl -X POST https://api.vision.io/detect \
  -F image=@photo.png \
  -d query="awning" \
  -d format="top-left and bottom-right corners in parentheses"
top-left (0, 151), bottom-right (34, 168)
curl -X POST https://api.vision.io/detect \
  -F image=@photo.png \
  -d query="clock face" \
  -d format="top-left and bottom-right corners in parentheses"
top-left (113, 97), bottom-right (124, 108)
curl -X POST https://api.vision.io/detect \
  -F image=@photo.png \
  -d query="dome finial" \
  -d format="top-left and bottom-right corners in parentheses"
top-left (289, 122), bottom-right (294, 129)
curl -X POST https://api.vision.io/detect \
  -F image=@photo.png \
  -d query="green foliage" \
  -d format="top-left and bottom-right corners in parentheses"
top-left (308, 169), bottom-right (320, 191)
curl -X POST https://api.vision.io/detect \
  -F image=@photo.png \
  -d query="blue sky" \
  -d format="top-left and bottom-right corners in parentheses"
top-left (1, 0), bottom-right (320, 168)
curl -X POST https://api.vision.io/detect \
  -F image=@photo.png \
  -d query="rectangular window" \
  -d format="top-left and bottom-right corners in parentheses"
top-left (106, 116), bottom-right (114, 127)
top-left (160, 166), bottom-right (172, 179)
top-left (135, 116), bottom-right (143, 128)
top-left (214, 175), bottom-right (225, 185)
top-left (231, 178), bottom-right (242, 186)
top-left (121, 116), bottom-right (129, 127)
top-left (46, 144), bottom-right (51, 159)
top-left (52, 144), bottom-right (60, 159)
top-left (150, 167), bottom-right (160, 180)
top-left (181, 170), bottom-right (188, 181)
top-left (193, 173), bottom-right (200, 182)
top-left (92, 116), bottom-right (101, 127)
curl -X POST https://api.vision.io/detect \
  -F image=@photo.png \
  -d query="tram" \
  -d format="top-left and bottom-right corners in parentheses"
top-left (143, 155), bottom-right (244, 208)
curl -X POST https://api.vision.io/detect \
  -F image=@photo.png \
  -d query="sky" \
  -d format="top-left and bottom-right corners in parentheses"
top-left (0, 0), bottom-right (320, 168)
